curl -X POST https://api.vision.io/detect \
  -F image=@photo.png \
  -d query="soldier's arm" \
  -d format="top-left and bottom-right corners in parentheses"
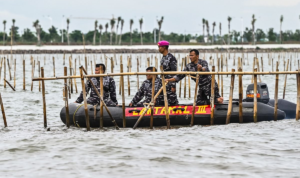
top-left (200, 60), bottom-right (210, 71)
top-left (109, 77), bottom-right (118, 105)
top-left (75, 80), bottom-right (91, 103)
top-left (171, 65), bottom-right (188, 82)
top-left (130, 81), bottom-right (145, 105)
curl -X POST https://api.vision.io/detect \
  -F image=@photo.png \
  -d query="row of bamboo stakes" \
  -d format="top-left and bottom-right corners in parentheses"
top-left (1, 52), bottom-right (300, 129)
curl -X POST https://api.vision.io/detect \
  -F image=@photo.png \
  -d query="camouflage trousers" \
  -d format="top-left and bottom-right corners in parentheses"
top-left (165, 82), bottom-right (179, 106)
top-left (87, 97), bottom-right (117, 106)
top-left (196, 80), bottom-right (221, 105)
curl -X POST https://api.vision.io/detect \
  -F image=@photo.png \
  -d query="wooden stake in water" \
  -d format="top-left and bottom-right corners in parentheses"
top-left (160, 65), bottom-right (170, 129)
top-left (127, 57), bottom-right (131, 96)
top-left (238, 67), bottom-right (243, 123)
top-left (150, 67), bottom-right (156, 129)
top-left (179, 58), bottom-right (184, 98)
top-left (226, 69), bottom-right (235, 124)
top-left (184, 57), bottom-right (187, 98)
top-left (7, 58), bottom-right (12, 80)
top-left (119, 55), bottom-right (122, 95)
top-left (0, 93), bottom-right (7, 127)
top-left (136, 57), bottom-right (139, 89)
top-left (191, 68), bottom-right (200, 126)
top-left (0, 58), bottom-right (3, 80)
top-left (253, 68), bottom-right (258, 123)
top-left (31, 60), bottom-right (35, 91)
top-left (283, 59), bottom-right (289, 99)
top-left (100, 66), bottom-right (104, 129)
top-left (296, 71), bottom-right (300, 121)
top-left (79, 66), bottom-right (90, 131)
top-left (274, 62), bottom-right (279, 121)
top-left (23, 59), bottom-right (25, 90)
top-left (64, 67), bottom-right (70, 128)
top-left (120, 63), bottom-right (126, 128)
top-left (210, 66), bottom-right (215, 125)
top-left (38, 61), bottom-right (41, 92)
top-left (41, 67), bottom-right (47, 128)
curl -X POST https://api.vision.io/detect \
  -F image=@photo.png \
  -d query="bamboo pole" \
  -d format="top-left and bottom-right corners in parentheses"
top-left (0, 93), bottom-right (7, 127)
top-left (110, 57), bottom-right (114, 74)
top-left (13, 58), bottom-right (16, 88)
top-left (31, 60), bottom-right (35, 91)
top-left (23, 59), bottom-right (25, 90)
top-left (41, 67), bottom-right (47, 128)
top-left (179, 58), bottom-right (184, 98)
top-left (52, 57), bottom-right (55, 77)
top-left (63, 52), bottom-right (65, 65)
top-left (253, 68), bottom-right (258, 123)
top-left (226, 69), bottom-right (235, 124)
top-left (238, 67), bottom-right (243, 123)
top-left (150, 67), bottom-right (156, 129)
top-left (136, 57), bottom-right (139, 89)
top-left (251, 57), bottom-right (255, 83)
top-left (188, 74), bottom-right (191, 98)
top-left (210, 66), bottom-right (215, 125)
top-left (184, 57), bottom-right (187, 98)
top-left (4, 79), bottom-right (15, 91)
top-left (256, 57), bottom-right (262, 83)
top-left (283, 59), bottom-right (289, 99)
top-left (191, 69), bottom-right (200, 126)
top-left (38, 61), bottom-right (41, 92)
top-left (261, 57), bottom-right (264, 75)
top-left (274, 62), bottom-right (279, 121)
top-left (100, 66), bottom-right (104, 129)
top-left (221, 56), bottom-right (224, 97)
top-left (119, 56), bottom-right (122, 95)
top-left (69, 57), bottom-right (74, 94)
top-left (0, 58), bottom-right (3, 80)
top-left (217, 57), bottom-right (220, 88)
top-left (64, 67), bottom-right (70, 128)
top-left (120, 63), bottom-right (126, 128)
top-left (296, 71), bottom-right (300, 121)
top-left (127, 57), bottom-right (131, 96)
top-left (7, 58), bottom-right (12, 80)
top-left (160, 65), bottom-right (170, 129)
top-left (79, 66), bottom-right (90, 131)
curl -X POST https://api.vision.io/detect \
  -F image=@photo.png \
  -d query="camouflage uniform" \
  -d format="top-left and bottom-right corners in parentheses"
top-left (160, 53), bottom-right (179, 105)
top-left (173, 59), bottom-right (221, 105)
top-left (130, 77), bottom-right (164, 107)
top-left (76, 77), bottom-right (118, 106)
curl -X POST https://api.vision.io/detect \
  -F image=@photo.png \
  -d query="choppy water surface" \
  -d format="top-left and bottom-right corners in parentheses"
top-left (1, 52), bottom-right (300, 177)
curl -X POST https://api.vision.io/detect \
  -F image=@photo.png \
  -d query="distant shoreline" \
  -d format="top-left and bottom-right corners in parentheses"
top-left (1, 45), bottom-right (300, 54)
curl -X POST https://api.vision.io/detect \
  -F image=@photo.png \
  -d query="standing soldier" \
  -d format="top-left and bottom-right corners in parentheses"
top-left (75, 64), bottom-right (118, 106)
top-left (129, 67), bottom-right (164, 107)
top-left (158, 41), bottom-right (178, 106)
top-left (166, 49), bottom-right (223, 105)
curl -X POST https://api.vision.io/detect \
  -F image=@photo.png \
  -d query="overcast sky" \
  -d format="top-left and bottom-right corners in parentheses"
top-left (1, 0), bottom-right (300, 35)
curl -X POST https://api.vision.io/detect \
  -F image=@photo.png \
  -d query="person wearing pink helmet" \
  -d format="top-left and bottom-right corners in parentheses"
top-left (158, 40), bottom-right (178, 105)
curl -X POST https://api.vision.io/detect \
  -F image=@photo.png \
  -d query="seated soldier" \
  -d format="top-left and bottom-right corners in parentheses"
top-left (129, 67), bottom-right (164, 107)
top-left (166, 49), bottom-right (223, 105)
top-left (75, 63), bottom-right (118, 106)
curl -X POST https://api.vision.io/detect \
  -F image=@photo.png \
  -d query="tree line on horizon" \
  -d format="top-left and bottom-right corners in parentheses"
top-left (1, 15), bottom-right (300, 46)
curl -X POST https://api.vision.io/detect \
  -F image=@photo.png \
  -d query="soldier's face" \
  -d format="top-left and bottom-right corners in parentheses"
top-left (189, 52), bottom-right (199, 63)
top-left (146, 70), bottom-right (153, 80)
top-left (158, 46), bottom-right (166, 53)
top-left (95, 67), bottom-right (100, 74)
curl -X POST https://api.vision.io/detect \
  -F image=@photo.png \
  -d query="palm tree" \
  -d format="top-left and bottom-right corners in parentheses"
top-left (3, 20), bottom-right (6, 45)
top-left (212, 22), bottom-right (216, 44)
top-left (66, 18), bottom-right (70, 45)
top-left (99, 24), bottom-right (103, 45)
top-left (119, 19), bottom-right (124, 45)
top-left (139, 18), bottom-right (143, 45)
top-left (12, 19), bottom-right (15, 44)
top-left (110, 18), bottom-right (115, 45)
top-left (130, 19), bottom-right (134, 45)
top-left (115, 17), bottom-right (121, 44)
top-left (93, 20), bottom-right (98, 45)
top-left (206, 20), bottom-right (210, 43)
top-left (280, 15), bottom-right (284, 44)
top-left (33, 20), bottom-right (41, 46)
top-left (228, 16), bottom-right (232, 45)
top-left (105, 23), bottom-right (109, 44)
top-left (219, 22), bottom-right (222, 43)
top-left (202, 18), bottom-right (206, 42)
top-left (157, 16), bottom-right (164, 41)
top-left (251, 14), bottom-right (256, 45)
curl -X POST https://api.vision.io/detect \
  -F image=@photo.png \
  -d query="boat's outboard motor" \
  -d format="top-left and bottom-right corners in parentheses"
top-left (245, 82), bottom-right (270, 104)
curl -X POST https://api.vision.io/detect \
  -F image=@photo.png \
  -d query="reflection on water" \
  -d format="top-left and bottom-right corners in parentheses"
top-left (0, 53), bottom-right (300, 177)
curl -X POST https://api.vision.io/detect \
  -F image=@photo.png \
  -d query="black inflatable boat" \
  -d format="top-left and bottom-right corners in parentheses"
top-left (60, 83), bottom-right (296, 128)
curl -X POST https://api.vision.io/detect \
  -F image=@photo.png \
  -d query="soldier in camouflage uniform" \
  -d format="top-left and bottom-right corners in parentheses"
top-left (158, 41), bottom-right (179, 106)
top-left (75, 64), bottom-right (118, 106)
top-left (166, 49), bottom-right (223, 105)
top-left (129, 67), bottom-right (164, 107)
